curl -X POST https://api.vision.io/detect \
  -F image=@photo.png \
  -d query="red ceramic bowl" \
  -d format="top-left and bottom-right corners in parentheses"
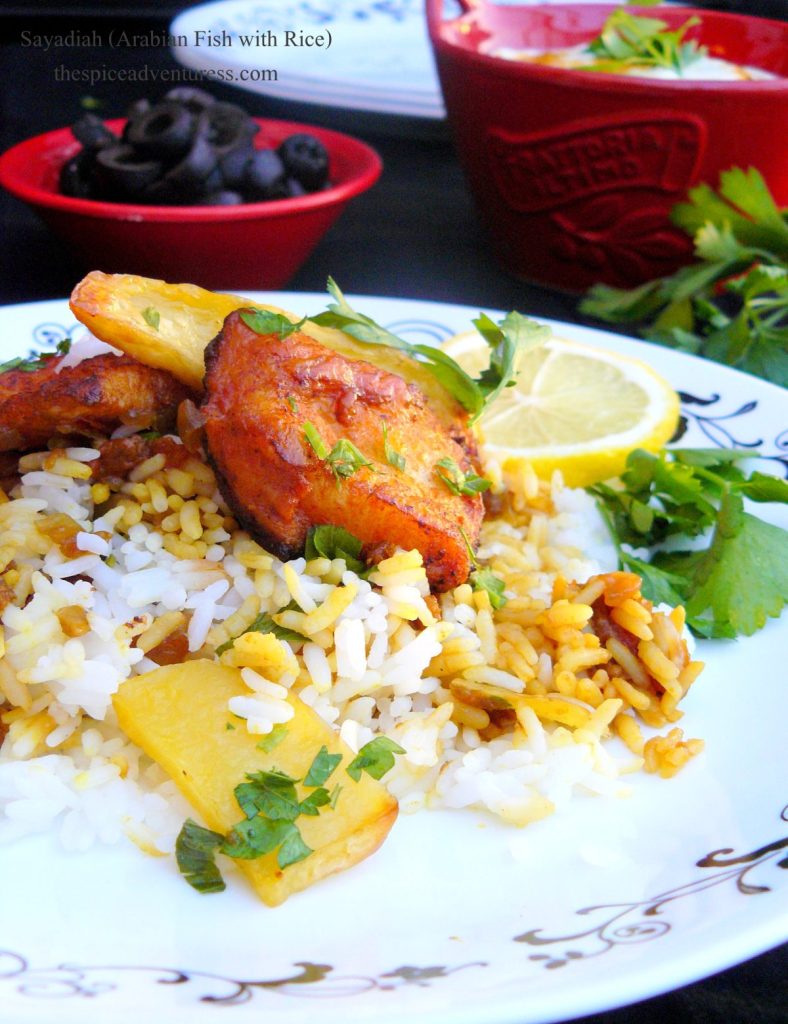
top-left (0, 118), bottom-right (381, 290)
top-left (427, 2), bottom-right (788, 293)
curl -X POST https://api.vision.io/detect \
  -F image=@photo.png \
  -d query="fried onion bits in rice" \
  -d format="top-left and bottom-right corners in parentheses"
top-left (201, 311), bottom-right (484, 592)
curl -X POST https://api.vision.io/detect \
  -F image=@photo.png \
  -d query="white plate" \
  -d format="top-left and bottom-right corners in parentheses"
top-left (168, 0), bottom-right (624, 120)
top-left (1, 294), bottom-right (786, 1024)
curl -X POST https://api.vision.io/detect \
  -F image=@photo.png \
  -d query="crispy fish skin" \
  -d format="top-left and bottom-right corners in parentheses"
top-left (0, 353), bottom-right (192, 452)
top-left (202, 312), bottom-right (483, 592)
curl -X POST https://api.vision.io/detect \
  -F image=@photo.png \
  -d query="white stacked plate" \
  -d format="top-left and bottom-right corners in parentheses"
top-left (169, 0), bottom-right (623, 121)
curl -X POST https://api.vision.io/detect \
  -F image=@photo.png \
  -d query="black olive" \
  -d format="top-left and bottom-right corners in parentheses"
top-left (160, 130), bottom-right (219, 198)
top-left (218, 142), bottom-right (254, 189)
top-left (71, 114), bottom-right (117, 152)
top-left (277, 133), bottom-right (329, 192)
top-left (196, 189), bottom-right (245, 206)
top-left (244, 149), bottom-right (287, 200)
top-left (163, 87), bottom-right (216, 115)
top-left (285, 177), bottom-right (307, 198)
top-left (59, 151), bottom-right (98, 198)
top-left (125, 102), bottom-right (195, 158)
top-left (95, 144), bottom-right (163, 199)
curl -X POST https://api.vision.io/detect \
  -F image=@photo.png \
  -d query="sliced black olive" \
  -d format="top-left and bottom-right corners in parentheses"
top-left (71, 114), bottom-right (117, 152)
top-left (277, 134), bottom-right (329, 192)
top-left (244, 149), bottom-right (287, 200)
top-left (59, 151), bottom-right (98, 199)
top-left (160, 130), bottom-right (219, 198)
top-left (285, 177), bottom-right (307, 198)
top-left (163, 87), bottom-right (216, 114)
top-left (201, 102), bottom-right (257, 151)
top-left (95, 144), bottom-right (163, 199)
top-left (218, 143), bottom-right (254, 189)
top-left (196, 189), bottom-right (245, 206)
top-left (126, 102), bottom-right (195, 158)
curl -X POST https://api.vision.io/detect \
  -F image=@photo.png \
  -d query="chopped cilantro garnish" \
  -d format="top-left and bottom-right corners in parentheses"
top-left (303, 423), bottom-right (373, 482)
top-left (582, 168), bottom-right (788, 387)
top-left (142, 307), bottom-right (160, 331)
top-left (459, 525), bottom-right (508, 610)
top-left (435, 458), bottom-right (491, 497)
top-left (329, 784), bottom-right (343, 809)
top-left (346, 736), bottom-right (405, 782)
top-left (298, 787), bottom-right (332, 816)
top-left (303, 745), bottom-right (342, 788)
top-left (175, 818), bottom-right (226, 893)
top-left (256, 723), bottom-right (288, 752)
top-left (304, 524), bottom-right (369, 576)
top-left (287, 395), bottom-right (298, 413)
top-left (311, 279), bottom-right (547, 422)
top-left (215, 611), bottom-right (306, 656)
top-left (0, 337), bottom-right (71, 376)
top-left (382, 422), bottom-right (406, 471)
top-left (586, 8), bottom-right (704, 75)
top-left (240, 308), bottom-right (306, 339)
top-left (226, 722), bottom-right (235, 731)
top-left (589, 447), bottom-right (788, 638)
top-left (234, 769), bottom-right (302, 821)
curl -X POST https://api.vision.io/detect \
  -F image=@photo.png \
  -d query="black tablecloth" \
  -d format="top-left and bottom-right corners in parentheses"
top-left (0, 12), bottom-right (786, 1024)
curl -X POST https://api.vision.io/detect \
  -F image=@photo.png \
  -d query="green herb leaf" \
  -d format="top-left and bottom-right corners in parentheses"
top-left (382, 422), bottom-right (406, 471)
top-left (586, 9), bottom-right (704, 74)
top-left (471, 568), bottom-right (509, 610)
top-left (240, 308), bottom-right (306, 339)
top-left (222, 815), bottom-right (296, 859)
top-left (303, 745), bottom-right (342, 788)
top-left (346, 736), bottom-right (405, 782)
top-left (0, 336), bottom-right (72, 376)
top-left (287, 395), bottom-right (298, 413)
top-left (234, 770), bottom-right (302, 822)
top-left (276, 825), bottom-right (313, 869)
top-left (256, 723), bottom-right (288, 752)
top-left (329, 784), bottom-right (342, 809)
top-left (215, 611), bottom-right (306, 656)
top-left (326, 438), bottom-right (374, 480)
top-left (175, 818), bottom-right (226, 893)
top-left (142, 307), bottom-right (160, 331)
top-left (303, 421), bottom-right (330, 460)
top-left (435, 458), bottom-right (491, 497)
top-left (304, 524), bottom-right (368, 576)
top-left (311, 279), bottom-right (548, 420)
top-left (471, 311), bottom-right (550, 421)
top-left (298, 787), bottom-right (332, 816)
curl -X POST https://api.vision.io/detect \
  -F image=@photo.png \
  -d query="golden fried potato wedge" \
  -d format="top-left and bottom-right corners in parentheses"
top-left (69, 272), bottom-right (468, 433)
top-left (113, 660), bottom-right (398, 906)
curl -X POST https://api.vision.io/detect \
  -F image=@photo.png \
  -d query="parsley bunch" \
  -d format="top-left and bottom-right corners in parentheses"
top-left (582, 168), bottom-right (788, 387)
top-left (589, 448), bottom-right (788, 639)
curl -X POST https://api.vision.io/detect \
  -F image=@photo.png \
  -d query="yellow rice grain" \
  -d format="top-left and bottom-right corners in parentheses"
top-left (575, 676), bottom-right (604, 708)
top-left (613, 712), bottom-right (645, 755)
top-left (146, 479), bottom-right (169, 514)
top-left (0, 658), bottom-right (29, 709)
top-left (572, 577), bottom-right (606, 606)
top-left (137, 611), bottom-right (187, 654)
top-left (43, 455), bottom-right (92, 480)
top-left (556, 645), bottom-right (610, 674)
top-left (167, 494), bottom-right (185, 512)
top-left (128, 454), bottom-right (166, 483)
top-left (165, 468), bottom-right (196, 498)
top-left (428, 650), bottom-right (486, 678)
top-left (605, 637), bottom-right (651, 688)
top-left (300, 584), bottom-right (357, 635)
top-left (475, 607), bottom-right (497, 664)
top-left (609, 673), bottom-right (652, 712)
top-left (452, 702), bottom-right (491, 731)
top-left (638, 640), bottom-right (680, 686)
top-left (463, 665), bottom-right (525, 692)
top-left (90, 483), bottom-right (110, 504)
top-left (161, 535), bottom-right (201, 559)
top-left (179, 501), bottom-right (203, 541)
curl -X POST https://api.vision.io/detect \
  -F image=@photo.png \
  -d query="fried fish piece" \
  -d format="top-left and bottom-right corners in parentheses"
top-left (202, 312), bottom-right (483, 592)
top-left (0, 352), bottom-right (192, 452)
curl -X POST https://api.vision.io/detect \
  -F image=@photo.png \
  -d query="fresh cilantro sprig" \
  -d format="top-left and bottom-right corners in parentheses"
top-left (585, 8), bottom-right (704, 75)
top-left (0, 337), bottom-right (71, 376)
top-left (581, 168), bottom-right (788, 387)
top-left (303, 422), bottom-right (374, 482)
top-left (435, 458), bottom-right (491, 497)
top-left (589, 447), bottom-right (788, 638)
top-left (142, 306), bottom-right (160, 331)
top-left (311, 279), bottom-right (548, 423)
top-left (459, 526), bottom-right (508, 610)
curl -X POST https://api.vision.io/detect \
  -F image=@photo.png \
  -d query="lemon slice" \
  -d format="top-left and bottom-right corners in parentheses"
top-left (443, 330), bottom-right (680, 487)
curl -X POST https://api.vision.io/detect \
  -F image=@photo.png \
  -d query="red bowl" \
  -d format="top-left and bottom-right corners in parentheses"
top-left (427, 2), bottom-right (788, 293)
top-left (0, 117), bottom-right (382, 290)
